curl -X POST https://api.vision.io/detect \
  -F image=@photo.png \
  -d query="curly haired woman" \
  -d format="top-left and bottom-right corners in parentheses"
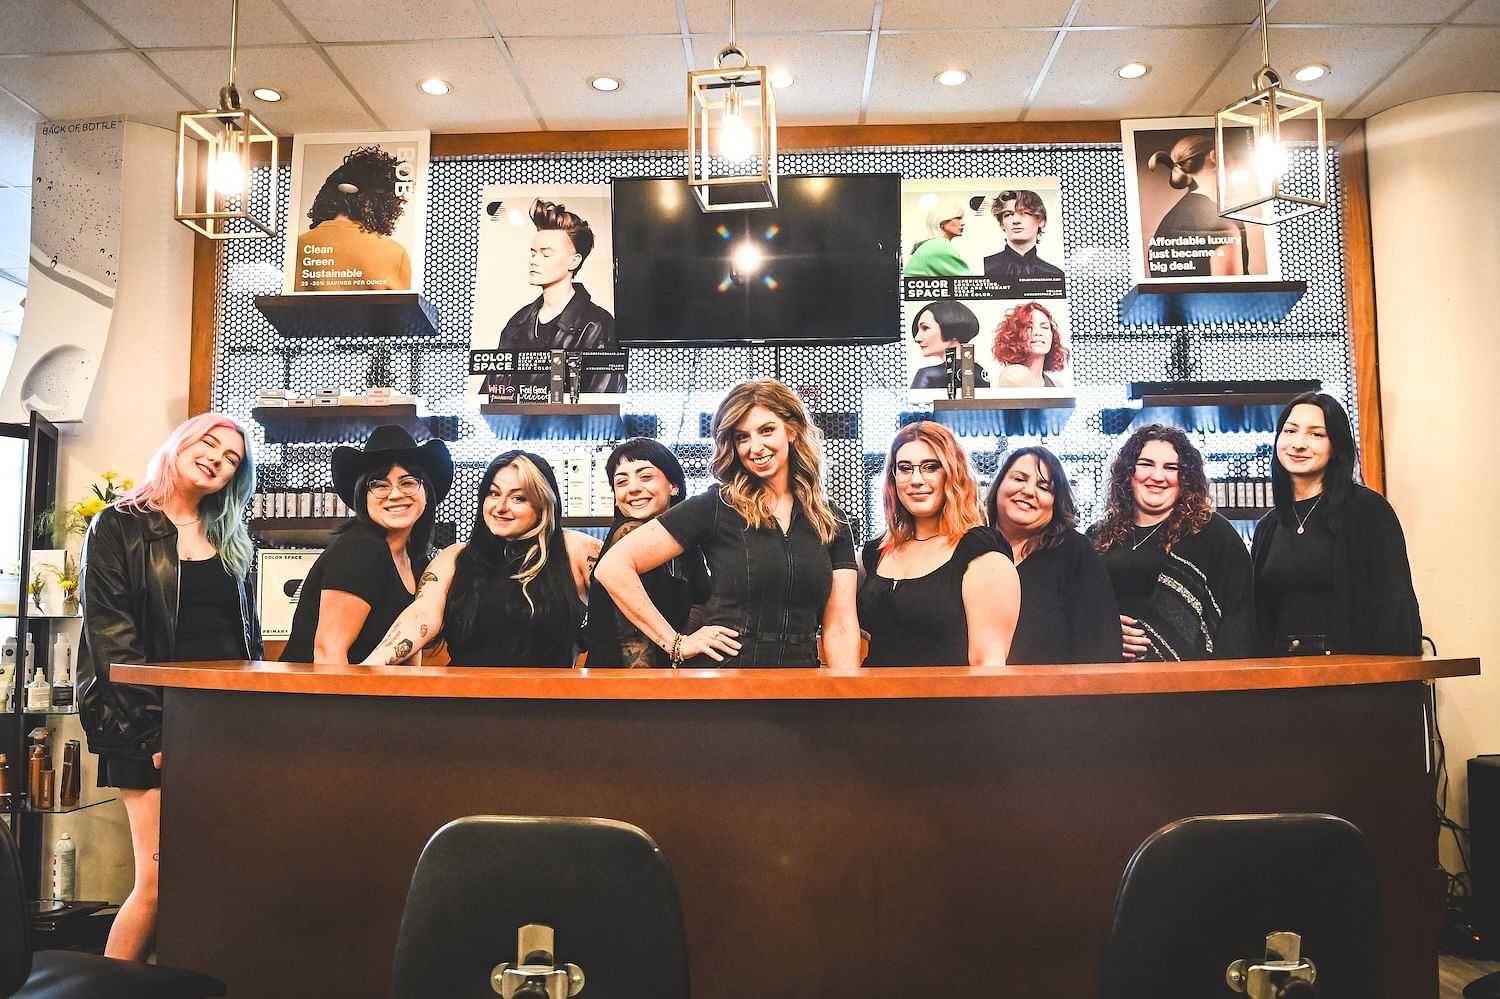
top-left (1088, 424), bottom-right (1254, 661)
top-left (992, 301), bottom-right (1069, 388)
top-left (294, 145), bottom-right (411, 292)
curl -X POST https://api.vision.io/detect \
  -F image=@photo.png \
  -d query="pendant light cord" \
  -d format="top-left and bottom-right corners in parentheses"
top-left (220, 0), bottom-right (242, 111)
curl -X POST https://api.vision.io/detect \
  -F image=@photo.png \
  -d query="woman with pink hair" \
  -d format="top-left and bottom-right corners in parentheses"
top-left (78, 412), bottom-right (258, 960)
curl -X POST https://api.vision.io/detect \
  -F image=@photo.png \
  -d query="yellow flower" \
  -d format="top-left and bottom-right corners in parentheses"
top-left (59, 579), bottom-right (77, 593)
top-left (78, 497), bottom-right (108, 520)
top-left (101, 471), bottom-right (118, 482)
top-left (120, 478), bottom-right (133, 490)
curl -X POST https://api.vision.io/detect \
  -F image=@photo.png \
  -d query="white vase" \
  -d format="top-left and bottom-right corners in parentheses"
top-left (29, 549), bottom-right (68, 616)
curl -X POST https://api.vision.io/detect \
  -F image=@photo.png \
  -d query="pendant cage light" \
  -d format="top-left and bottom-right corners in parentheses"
top-left (686, 0), bottom-right (777, 211)
top-left (1214, 0), bottom-right (1327, 225)
top-left (175, 0), bottom-right (279, 239)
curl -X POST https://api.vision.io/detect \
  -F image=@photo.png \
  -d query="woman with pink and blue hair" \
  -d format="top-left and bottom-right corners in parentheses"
top-left (78, 412), bottom-right (259, 960)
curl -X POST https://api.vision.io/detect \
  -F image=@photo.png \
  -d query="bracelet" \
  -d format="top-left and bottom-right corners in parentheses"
top-left (669, 633), bottom-right (685, 668)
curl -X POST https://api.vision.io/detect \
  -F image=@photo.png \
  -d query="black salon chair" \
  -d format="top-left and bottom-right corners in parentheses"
top-left (390, 816), bottom-right (689, 999)
top-left (1099, 813), bottom-right (1380, 999)
top-left (0, 820), bottom-right (224, 999)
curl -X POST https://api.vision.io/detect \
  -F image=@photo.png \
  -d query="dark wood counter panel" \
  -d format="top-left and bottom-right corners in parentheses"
top-left (113, 653), bottom-right (1477, 698)
top-left (137, 656), bottom-right (1477, 998)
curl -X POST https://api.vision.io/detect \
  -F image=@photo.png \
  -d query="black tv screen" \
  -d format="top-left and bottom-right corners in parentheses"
top-left (611, 174), bottom-right (901, 347)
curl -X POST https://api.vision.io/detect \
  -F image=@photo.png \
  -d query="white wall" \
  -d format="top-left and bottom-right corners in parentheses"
top-left (1366, 92), bottom-right (1500, 868)
top-left (41, 120), bottom-right (194, 906)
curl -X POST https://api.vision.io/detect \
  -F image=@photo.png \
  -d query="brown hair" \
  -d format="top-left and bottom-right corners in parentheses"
top-left (1093, 424), bottom-right (1214, 554)
top-left (879, 421), bottom-right (984, 556)
top-left (992, 189), bottom-right (1047, 227)
top-left (530, 199), bottom-right (595, 273)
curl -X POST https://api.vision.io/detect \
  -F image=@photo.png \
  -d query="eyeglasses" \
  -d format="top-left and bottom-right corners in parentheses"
top-left (368, 476), bottom-right (424, 497)
top-left (894, 460), bottom-right (944, 480)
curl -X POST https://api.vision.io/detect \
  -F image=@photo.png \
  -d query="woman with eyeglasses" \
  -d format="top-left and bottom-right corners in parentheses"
top-left (1090, 424), bottom-right (1254, 661)
top-left (858, 422), bottom-right (1018, 667)
top-left (282, 426), bottom-right (453, 665)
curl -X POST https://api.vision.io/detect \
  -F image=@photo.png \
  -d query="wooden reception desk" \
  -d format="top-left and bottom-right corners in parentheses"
top-left (114, 655), bottom-right (1477, 999)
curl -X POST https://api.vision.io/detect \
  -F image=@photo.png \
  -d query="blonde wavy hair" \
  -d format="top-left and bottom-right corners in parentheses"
top-left (880, 421), bottom-right (984, 556)
top-left (711, 379), bottom-right (841, 544)
top-left (501, 454), bottom-right (560, 611)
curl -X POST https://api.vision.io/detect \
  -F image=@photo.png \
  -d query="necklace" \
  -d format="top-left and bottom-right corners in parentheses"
top-left (1293, 496), bottom-right (1323, 535)
top-left (911, 533), bottom-right (944, 542)
top-left (170, 517), bottom-right (200, 528)
top-left (1131, 522), bottom-right (1164, 550)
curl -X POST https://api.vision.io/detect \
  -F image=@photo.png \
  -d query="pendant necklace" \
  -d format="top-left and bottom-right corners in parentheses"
top-left (1293, 496), bottom-right (1323, 535)
top-left (1132, 522), bottom-right (1164, 550)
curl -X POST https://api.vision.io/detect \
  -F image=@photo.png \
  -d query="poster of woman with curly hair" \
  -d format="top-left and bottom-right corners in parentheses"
top-left (281, 131), bottom-right (430, 295)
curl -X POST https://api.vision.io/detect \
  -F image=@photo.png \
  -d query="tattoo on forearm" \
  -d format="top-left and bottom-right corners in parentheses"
top-left (392, 638), bottom-right (413, 661)
top-left (415, 570), bottom-right (438, 597)
top-left (619, 638), bottom-right (658, 669)
top-left (418, 624), bottom-right (428, 638)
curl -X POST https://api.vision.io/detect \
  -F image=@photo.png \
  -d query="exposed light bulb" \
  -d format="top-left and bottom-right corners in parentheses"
top-left (1254, 133), bottom-right (1288, 177)
top-left (718, 89), bottom-right (754, 162)
top-left (208, 147), bottom-right (244, 198)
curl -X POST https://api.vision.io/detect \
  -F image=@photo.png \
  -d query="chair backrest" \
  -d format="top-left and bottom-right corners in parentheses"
top-left (390, 816), bottom-right (689, 999)
top-left (1099, 813), bottom-right (1380, 999)
top-left (0, 819), bottom-right (33, 996)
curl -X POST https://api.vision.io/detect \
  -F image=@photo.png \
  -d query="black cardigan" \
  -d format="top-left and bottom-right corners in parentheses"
top-left (1251, 482), bottom-right (1422, 655)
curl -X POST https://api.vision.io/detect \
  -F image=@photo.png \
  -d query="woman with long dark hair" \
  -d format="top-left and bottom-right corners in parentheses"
top-left (596, 379), bottom-right (859, 668)
top-left (583, 438), bottom-right (709, 667)
top-left (858, 422), bottom-right (1018, 666)
top-left (362, 451), bottom-right (599, 667)
top-left (282, 426), bottom-right (452, 665)
top-left (79, 413), bottom-right (258, 959)
top-left (985, 446), bottom-right (1119, 664)
top-left (1252, 392), bottom-right (1421, 655)
top-left (1090, 424), bottom-right (1253, 661)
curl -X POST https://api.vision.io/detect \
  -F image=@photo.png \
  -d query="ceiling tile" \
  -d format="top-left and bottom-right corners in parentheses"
top-left (326, 39), bottom-right (538, 131)
top-left (279, 0), bottom-right (490, 43)
top-left (1074, 0), bottom-right (1253, 26)
top-left (148, 46), bottom-right (378, 132)
top-left (0, 91), bottom-right (39, 187)
top-left (1187, 25), bottom-right (1430, 117)
top-left (1270, 0), bottom-right (1466, 22)
top-left (689, 33), bottom-right (869, 125)
top-left (0, 0), bottom-right (122, 55)
top-left (865, 30), bottom-right (1053, 123)
top-left (0, 187), bottom-right (29, 271)
top-left (489, 0), bottom-right (680, 36)
top-left (1031, 27), bottom-right (1242, 119)
top-left (1454, 0), bottom-right (1500, 22)
top-left (882, 0), bottom-right (1072, 29)
top-left (1349, 26), bottom-right (1500, 116)
top-left (0, 51), bottom-right (189, 128)
top-left (82, 0), bottom-right (305, 48)
top-left (505, 35), bottom-right (685, 129)
top-left (685, 0), bottom-right (872, 33)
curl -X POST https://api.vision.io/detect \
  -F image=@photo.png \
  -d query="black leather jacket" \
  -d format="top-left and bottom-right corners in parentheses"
top-left (494, 283), bottom-right (624, 393)
top-left (78, 506), bottom-right (261, 759)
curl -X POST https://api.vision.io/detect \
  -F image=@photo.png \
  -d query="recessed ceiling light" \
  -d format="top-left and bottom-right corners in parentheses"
top-left (1116, 62), bottom-right (1149, 79)
top-left (770, 69), bottom-right (795, 89)
top-left (251, 87), bottom-right (282, 103)
top-left (935, 69), bottom-right (969, 87)
top-left (419, 78), bottom-right (452, 96)
top-left (1293, 63), bottom-right (1329, 82)
top-left (590, 76), bottom-right (621, 92)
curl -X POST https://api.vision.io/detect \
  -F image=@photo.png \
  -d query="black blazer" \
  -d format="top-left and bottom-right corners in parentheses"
top-left (78, 506), bottom-right (261, 758)
top-left (1250, 483), bottom-right (1422, 655)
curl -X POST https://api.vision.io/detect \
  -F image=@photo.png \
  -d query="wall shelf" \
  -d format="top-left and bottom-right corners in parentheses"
top-left (253, 293), bottom-right (440, 339)
top-left (560, 517), bottom-right (614, 529)
top-left (1101, 380), bottom-right (1322, 434)
top-left (1118, 280), bottom-right (1307, 326)
top-left (906, 396), bottom-right (1076, 437)
top-left (252, 405), bottom-right (459, 445)
top-left (1218, 507), bottom-right (1272, 522)
top-left (481, 403), bottom-right (624, 441)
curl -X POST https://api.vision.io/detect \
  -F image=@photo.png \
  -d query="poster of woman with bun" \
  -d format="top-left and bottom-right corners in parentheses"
top-left (281, 131), bottom-right (430, 295)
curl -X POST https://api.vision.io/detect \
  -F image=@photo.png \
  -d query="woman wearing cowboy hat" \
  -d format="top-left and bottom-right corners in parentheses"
top-left (282, 425), bottom-right (453, 665)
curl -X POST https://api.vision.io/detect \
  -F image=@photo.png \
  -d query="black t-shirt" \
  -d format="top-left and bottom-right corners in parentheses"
top-left (281, 523), bottom-right (427, 664)
top-left (1008, 529), bottom-right (1121, 665)
top-left (857, 527), bottom-right (1007, 667)
top-left (175, 557), bottom-right (248, 662)
top-left (658, 487), bottom-right (856, 667)
top-left (1259, 496), bottom-right (1335, 651)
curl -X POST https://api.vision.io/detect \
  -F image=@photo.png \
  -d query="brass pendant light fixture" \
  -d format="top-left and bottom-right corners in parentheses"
top-left (1214, 0), bottom-right (1327, 226)
top-left (686, 0), bottom-right (778, 211)
top-left (174, 0), bottom-right (279, 239)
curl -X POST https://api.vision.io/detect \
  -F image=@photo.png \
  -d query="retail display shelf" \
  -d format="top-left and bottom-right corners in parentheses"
top-left (1217, 507), bottom-right (1272, 522)
top-left (560, 517), bottom-right (614, 529)
top-left (481, 403), bottom-right (624, 441)
top-left (249, 517), bottom-right (346, 546)
top-left (252, 405), bottom-right (459, 444)
top-left (253, 293), bottom-right (440, 339)
top-left (1118, 280), bottom-right (1307, 326)
top-left (21, 796), bottom-right (116, 816)
top-left (1100, 380), bottom-right (1322, 435)
top-left (906, 397), bottom-right (1077, 437)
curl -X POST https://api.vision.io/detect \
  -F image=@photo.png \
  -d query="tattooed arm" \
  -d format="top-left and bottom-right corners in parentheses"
top-left (360, 543), bottom-right (462, 665)
top-left (564, 529), bottom-right (603, 604)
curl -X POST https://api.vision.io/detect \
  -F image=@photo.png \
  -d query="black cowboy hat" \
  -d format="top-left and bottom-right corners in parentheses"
top-left (331, 425), bottom-right (454, 508)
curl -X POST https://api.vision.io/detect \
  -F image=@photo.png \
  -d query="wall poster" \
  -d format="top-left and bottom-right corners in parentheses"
top-left (256, 548), bottom-right (323, 641)
top-left (280, 130), bottom-right (430, 295)
top-left (901, 178), bottom-right (1073, 403)
top-left (468, 184), bottom-right (625, 400)
top-left (1121, 117), bottom-right (1280, 285)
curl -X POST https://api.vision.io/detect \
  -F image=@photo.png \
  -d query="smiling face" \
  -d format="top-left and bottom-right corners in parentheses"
top-left (1277, 403), bottom-right (1332, 481)
top-left (913, 311), bottom-right (953, 359)
top-left (1000, 199), bottom-right (1042, 247)
top-left (734, 404), bottom-right (795, 483)
top-left (1131, 439), bottom-right (1182, 522)
top-left (996, 454), bottom-right (1055, 537)
top-left (892, 440), bottom-right (947, 522)
top-left (174, 425), bottom-right (245, 496)
top-left (613, 457), bottom-right (678, 521)
top-left (528, 228), bottom-right (581, 288)
top-left (1026, 309), bottom-right (1054, 357)
top-left (482, 463), bottom-right (542, 538)
top-left (366, 462), bottom-right (427, 533)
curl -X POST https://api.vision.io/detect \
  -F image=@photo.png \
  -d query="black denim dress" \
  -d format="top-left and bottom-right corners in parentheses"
top-left (659, 487), bottom-right (856, 667)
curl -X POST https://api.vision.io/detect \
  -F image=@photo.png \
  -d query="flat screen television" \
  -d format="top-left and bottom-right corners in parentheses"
top-left (611, 174), bottom-right (901, 347)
